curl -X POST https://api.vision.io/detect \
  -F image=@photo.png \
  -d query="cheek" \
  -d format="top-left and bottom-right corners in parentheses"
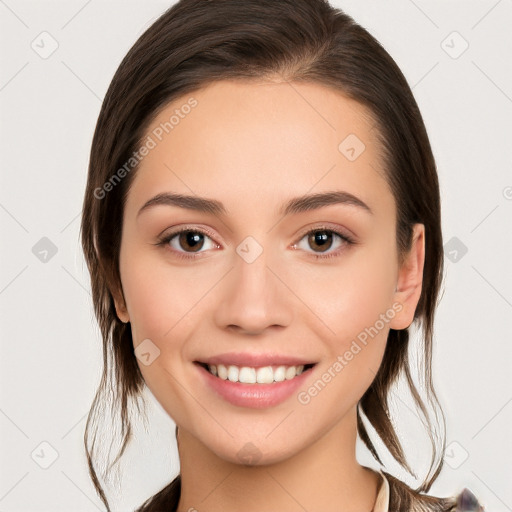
top-left (292, 253), bottom-right (395, 419)
top-left (291, 245), bottom-right (398, 341)
top-left (119, 246), bottom-right (221, 347)
top-left (119, 251), bottom-right (202, 419)
top-left (119, 248), bottom-right (180, 342)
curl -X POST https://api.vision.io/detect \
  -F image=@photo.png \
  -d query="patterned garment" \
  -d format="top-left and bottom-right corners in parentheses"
top-left (369, 467), bottom-right (486, 512)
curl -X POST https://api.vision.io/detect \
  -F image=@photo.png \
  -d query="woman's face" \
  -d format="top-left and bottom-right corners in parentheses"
top-left (115, 79), bottom-right (423, 465)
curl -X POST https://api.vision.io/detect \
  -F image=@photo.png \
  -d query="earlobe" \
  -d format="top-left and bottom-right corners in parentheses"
top-left (390, 224), bottom-right (425, 330)
top-left (112, 288), bottom-right (130, 324)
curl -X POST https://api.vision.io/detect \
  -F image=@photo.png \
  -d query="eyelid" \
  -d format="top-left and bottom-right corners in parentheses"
top-left (292, 222), bottom-right (356, 243)
top-left (158, 224), bottom-right (221, 245)
top-left (155, 225), bottom-right (222, 260)
top-left (290, 225), bottom-right (355, 261)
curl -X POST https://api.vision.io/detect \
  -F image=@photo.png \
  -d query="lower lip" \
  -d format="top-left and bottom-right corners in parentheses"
top-left (195, 363), bottom-right (315, 409)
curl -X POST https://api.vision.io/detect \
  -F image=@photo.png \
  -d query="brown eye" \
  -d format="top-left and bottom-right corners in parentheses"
top-left (293, 228), bottom-right (353, 259)
top-left (307, 231), bottom-right (334, 253)
top-left (177, 231), bottom-right (205, 252)
top-left (159, 228), bottom-right (219, 256)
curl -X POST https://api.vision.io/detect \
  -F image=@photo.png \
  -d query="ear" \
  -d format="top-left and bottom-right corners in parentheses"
top-left (390, 223), bottom-right (425, 330)
top-left (112, 285), bottom-right (130, 324)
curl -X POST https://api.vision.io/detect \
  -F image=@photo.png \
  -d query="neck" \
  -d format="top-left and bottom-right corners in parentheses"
top-left (176, 406), bottom-right (380, 512)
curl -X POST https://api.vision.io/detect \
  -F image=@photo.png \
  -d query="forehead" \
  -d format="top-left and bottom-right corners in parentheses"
top-left (126, 79), bottom-right (393, 219)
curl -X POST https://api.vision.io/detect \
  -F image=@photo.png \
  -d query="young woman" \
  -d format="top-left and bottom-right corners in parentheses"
top-left (80, 1), bottom-right (486, 510)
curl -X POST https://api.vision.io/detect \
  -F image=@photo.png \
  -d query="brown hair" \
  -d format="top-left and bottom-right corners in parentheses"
top-left (80, 0), bottom-right (448, 510)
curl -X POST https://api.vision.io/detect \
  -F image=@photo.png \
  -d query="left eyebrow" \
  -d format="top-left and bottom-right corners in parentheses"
top-left (280, 191), bottom-right (373, 216)
top-left (136, 190), bottom-right (373, 219)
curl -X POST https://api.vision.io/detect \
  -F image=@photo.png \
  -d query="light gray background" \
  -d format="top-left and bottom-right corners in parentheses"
top-left (1, 0), bottom-right (511, 510)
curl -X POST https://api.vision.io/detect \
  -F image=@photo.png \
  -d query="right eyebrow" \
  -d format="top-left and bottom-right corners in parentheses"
top-left (137, 192), bottom-right (227, 218)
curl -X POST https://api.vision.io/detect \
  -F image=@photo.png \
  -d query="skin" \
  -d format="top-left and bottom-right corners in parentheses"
top-left (113, 79), bottom-right (425, 512)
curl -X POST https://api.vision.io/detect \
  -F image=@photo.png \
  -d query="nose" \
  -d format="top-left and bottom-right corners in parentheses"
top-left (213, 242), bottom-right (294, 335)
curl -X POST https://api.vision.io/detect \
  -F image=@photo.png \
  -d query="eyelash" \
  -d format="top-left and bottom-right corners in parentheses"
top-left (155, 225), bottom-right (355, 261)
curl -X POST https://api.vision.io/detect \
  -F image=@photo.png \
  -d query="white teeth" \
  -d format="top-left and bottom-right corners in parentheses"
top-left (285, 366), bottom-right (296, 380)
top-left (217, 364), bottom-right (228, 380)
top-left (256, 366), bottom-right (273, 384)
top-left (207, 363), bottom-right (308, 383)
top-left (239, 367), bottom-right (257, 384)
top-left (227, 365), bottom-right (239, 382)
top-left (273, 366), bottom-right (286, 382)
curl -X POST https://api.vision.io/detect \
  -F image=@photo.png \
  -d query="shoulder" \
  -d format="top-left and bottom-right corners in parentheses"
top-left (383, 470), bottom-right (486, 512)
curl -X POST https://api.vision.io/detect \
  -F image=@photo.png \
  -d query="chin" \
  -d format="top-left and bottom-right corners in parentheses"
top-left (203, 433), bottom-right (301, 467)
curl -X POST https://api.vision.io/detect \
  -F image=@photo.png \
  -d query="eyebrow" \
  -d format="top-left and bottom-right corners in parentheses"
top-left (137, 190), bottom-right (372, 218)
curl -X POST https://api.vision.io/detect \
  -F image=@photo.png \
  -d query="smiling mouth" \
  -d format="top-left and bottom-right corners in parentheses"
top-left (195, 361), bottom-right (316, 384)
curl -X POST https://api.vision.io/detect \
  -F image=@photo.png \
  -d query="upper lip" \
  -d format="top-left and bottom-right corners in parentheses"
top-left (195, 352), bottom-right (317, 368)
